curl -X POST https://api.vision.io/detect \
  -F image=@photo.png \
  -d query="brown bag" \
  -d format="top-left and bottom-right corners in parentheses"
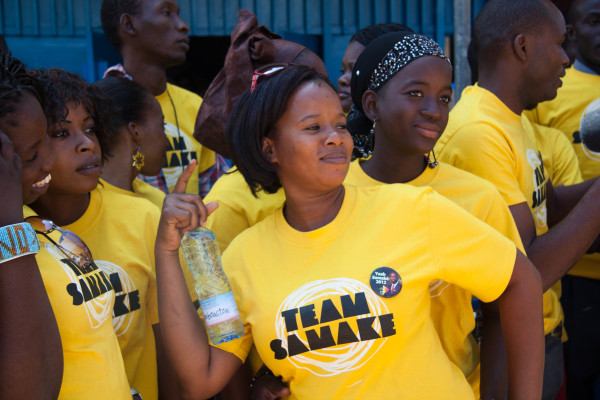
top-left (193, 9), bottom-right (307, 158)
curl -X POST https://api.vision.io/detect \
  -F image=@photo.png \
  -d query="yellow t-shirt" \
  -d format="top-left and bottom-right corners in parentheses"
top-left (532, 123), bottom-right (583, 187)
top-left (99, 179), bottom-right (197, 301)
top-left (132, 178), bottom-right (167, 209)
top-left (345, 160), bottom-right (523, 395)
top-left (60, 188), bottom-right (161, 400)
top-left (526, 66), bottom-right (600, 181)
top-left (526, 67), bottom-right (600, 279)
top-left (23, 206), bottom-right (131, 400)
top-left (149, 83), bottom-right (215, 194)
top-left (205, 168), bottom-right (286, 253)
top-left (435, 84), bottom-right (562, 335)
top-left (218, 184), bottom-right (516, 400)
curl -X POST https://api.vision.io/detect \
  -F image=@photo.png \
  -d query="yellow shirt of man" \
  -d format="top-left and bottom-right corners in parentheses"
top-left (346, 160), bottom-right (523, 396)
top-left (435, 84), bottom-right (561, 335)
top-left (218, 184), bottom-right (516, 400)
top-left (526, 67), bottom-right (600, 279)
top-left (205, 168), bottom-right (286, 253)
top-left (153, 83), bottom-right (216, 194)
top-left (23, 206), bottom-right (131, 400)
top-left (533, 123), bottom-right (583, 187)
top-left (526, 66), bottom-right (600, 182)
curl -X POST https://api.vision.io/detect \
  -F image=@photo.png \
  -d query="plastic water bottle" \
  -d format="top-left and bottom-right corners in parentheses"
top-left (180, 226), bottom-right (245, 344)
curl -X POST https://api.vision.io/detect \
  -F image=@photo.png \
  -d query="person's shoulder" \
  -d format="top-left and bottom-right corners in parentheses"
top-left (435, 162), bottom-right (499, 191)
top-left (98, 185), bottom-right (161, 220)
top-left (166, 83), bottom-right (203, 103)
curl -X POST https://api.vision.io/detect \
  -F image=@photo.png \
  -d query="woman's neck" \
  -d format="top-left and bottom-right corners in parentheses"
top-left (101, 149), bottom-right (136, 192)
top-left (362, 147), bottom-right (427, 184)
top-left (30, 192), bottom-right (91, 226)
top-left (282, 185), bottom-right (346, 232)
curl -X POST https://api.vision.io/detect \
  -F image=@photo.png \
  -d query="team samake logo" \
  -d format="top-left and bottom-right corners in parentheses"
top-left (163, 121), bottom-right (197, 191)
top-left (46, 244), bottom-right (113, 329)
top-left (526, 148), bottom-right (548, 230)
top-left (99, 263), bottom-right (139, 337)
top-left (269, 278), bottom-right (396, 377)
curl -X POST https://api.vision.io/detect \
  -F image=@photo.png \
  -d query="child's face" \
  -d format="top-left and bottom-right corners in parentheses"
top-left (1, 93), bottom-right (55, 204)
top-left (46, 101), bottom-right (102, 196)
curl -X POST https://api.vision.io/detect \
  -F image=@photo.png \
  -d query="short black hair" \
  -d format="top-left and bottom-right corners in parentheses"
top-left (226, 65), bottom-right (335, 196)
top-left (100, 0), bottom-right (142, 52)
top-left (93, 76), bottom-right (155, 140)
top-left (32, 69), bottom-right (116, 161)
top-left (473, 0), bottom-right (557, 66)
top-left (0, 53), bottom-right (50, 123)
top-left (351, 23), bottom-right (415, 46)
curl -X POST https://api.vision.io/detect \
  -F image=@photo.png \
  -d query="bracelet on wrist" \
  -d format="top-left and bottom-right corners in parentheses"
top-left (0, 222), bottom-right (40, 264)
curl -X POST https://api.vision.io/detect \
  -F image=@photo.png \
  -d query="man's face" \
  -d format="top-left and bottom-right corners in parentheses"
top-left (524, 6), bottom-right (570, 108)
top-left (573, 0), bottom-right (600, 71)
top-left (388, 273), bottom-right (398, 284)
top-left (131, 0), bottom-right (190, 67)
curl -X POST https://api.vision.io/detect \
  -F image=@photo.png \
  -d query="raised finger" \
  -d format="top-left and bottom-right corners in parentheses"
top-left (173, 159), bottom-right (197, 194)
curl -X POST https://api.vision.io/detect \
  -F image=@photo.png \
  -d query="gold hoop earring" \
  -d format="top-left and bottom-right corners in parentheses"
top-left (132, 146), bottom-right (145, 171)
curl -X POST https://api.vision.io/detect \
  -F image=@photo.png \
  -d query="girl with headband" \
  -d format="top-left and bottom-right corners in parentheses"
top-left (155, 64), bottom-right (544, 399)
top-left (345, 31), bottom-right (527, 399)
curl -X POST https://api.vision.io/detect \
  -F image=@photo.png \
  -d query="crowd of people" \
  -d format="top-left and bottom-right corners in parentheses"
top-left (1, 0), bottom-right (599, 399)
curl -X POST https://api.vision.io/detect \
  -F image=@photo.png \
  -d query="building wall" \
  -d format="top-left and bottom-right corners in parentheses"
top-left (1, 0), bottom-right (487, 86)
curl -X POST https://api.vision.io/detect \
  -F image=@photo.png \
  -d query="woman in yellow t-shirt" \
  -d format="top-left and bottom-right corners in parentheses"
top-left (345, 31), bottom-right (526, 399)
top-left (155, 65), bottom-right (545, 399)
top-left (94, 76), bottom-right (169, 209)
top-left (28, 69), bottom-right (178, 400)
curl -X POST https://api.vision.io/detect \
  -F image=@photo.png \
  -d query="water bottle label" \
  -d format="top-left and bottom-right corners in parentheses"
top-left (200, 292), bottom-right (241, 326)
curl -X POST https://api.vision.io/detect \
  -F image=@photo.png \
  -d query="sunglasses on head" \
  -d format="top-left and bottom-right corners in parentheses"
top-left (250, 63), bottom-right (293, 93)
top-left (25, 216), bottom-right (94, 272)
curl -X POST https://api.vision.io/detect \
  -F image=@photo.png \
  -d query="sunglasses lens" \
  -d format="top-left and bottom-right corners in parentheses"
top-left (262, 65), bottom-right (285, 76)
top-left (26, 217), bottom-right (54, 233)
top-left (58, 230), bottom-right (93, 268)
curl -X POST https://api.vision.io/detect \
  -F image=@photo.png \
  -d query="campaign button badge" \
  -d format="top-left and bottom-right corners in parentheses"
top-left (369, 267), bottom-right (402, 298)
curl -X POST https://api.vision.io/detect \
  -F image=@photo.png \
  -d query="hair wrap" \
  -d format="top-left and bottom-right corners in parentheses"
top-left (347, 32), bottom-right (451, 158)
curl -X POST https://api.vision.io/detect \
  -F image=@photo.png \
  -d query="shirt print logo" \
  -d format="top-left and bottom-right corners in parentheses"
top-left (164, 121), bottom-right (197, 192)
top-left (46, 243), bottom-right (114, 329)
top-left (270, 278), bottom-right (396, 376)
top-left (96, 262), bottom-right (140, 337)
top-left (526, 148), bottom-right (548, 230)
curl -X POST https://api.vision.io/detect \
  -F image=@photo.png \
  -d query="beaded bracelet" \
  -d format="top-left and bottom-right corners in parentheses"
top-left (0, 222), bottom-right (40, 264)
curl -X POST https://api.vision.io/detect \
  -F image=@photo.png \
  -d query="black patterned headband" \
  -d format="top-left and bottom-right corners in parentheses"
top-left (367, 34), bottom-right (450, 91)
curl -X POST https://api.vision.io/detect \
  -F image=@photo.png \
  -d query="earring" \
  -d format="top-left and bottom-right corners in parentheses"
top-left (132, 146), bottom-right (145, 171)
top-left (370, 120), bottom-right (377, 136)
top-left (427, 149), bottom-right (438, 169)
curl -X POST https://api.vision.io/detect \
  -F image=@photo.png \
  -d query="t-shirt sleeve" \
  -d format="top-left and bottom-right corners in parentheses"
top-left (444, 122), bottom-right (529, 207)
top-left (209, 241), bottom-right (253, 362)
top-left (478, 187), bottom-right (526, 254)
top-left (427, 191), bottom-right (517, 303)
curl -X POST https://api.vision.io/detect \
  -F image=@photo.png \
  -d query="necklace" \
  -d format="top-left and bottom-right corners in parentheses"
top-left (166, 86), bottom-right (183, 147)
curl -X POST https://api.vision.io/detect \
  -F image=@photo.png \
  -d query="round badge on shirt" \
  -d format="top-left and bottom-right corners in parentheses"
top-left (369, 267), bottom-right (402, 298)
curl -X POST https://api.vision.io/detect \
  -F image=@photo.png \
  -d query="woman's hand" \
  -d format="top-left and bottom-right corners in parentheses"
top-left (156, 160), bottom-right (218, 253)
top-left (0, 129), bottom-right (24, 225)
